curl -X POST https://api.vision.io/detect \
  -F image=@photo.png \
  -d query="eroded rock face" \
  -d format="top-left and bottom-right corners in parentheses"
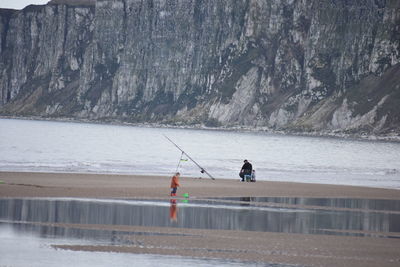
top-left (0, 0), bottom-right (399, 135)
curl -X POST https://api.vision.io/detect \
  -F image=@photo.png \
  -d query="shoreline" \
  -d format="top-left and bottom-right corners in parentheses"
top-left (1, 168), bottom-right (399, 191)
top-left (1, 171), bottom-right (399, 199)
top-left (1, 115), bottom-right (399, 143)
top-left (1, 171), bottom-right (400, 266)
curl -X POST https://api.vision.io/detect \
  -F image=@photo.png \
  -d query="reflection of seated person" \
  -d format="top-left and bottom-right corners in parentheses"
top-left (169, 202), bottom-right (178, 222)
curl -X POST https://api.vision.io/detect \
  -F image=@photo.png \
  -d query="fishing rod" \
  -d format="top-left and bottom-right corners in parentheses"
top-left (163, 134), bottom-right (215, 180)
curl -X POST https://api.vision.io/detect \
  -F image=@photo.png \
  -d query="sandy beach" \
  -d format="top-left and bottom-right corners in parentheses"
top-left (1, 171), bottom-right (400, 266)
top-left (2, 171), bottom-right (400, 199)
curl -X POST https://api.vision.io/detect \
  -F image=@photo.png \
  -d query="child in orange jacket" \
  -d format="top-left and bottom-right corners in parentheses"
top-left (170, 172), bottom-right (180, 197)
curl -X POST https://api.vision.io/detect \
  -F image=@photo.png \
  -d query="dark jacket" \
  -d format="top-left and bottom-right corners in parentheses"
top-left (241, 162), bottom-right (252, 174)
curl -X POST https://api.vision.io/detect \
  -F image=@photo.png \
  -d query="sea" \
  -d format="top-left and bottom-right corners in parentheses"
top-left (1, 118), bottom-right (400, 189)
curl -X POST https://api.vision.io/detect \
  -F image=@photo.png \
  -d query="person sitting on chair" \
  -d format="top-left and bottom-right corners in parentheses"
top-left (239, 160), bottom-right (252, 182)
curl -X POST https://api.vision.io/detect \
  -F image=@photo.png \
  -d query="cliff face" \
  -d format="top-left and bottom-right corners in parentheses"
top-left (0, 0), bottom-right (399, 135)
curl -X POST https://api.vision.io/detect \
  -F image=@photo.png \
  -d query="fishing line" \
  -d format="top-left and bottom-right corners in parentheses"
top-left (164, 134), bottom-right (215, 180)
top-left (175, 151), bottom-right (184, 173)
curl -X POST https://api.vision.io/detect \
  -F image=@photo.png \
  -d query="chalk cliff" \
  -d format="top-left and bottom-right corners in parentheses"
top-left (0, 0), bottom-right (399, 136)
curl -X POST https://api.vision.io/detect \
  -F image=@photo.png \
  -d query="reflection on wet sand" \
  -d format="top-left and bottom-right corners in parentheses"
top-left (1, 197), bottom-right (399, 237)
top-left (170, 200), bottom-right (178, 222)
top-left (169, 197), bottom-right (190, 222)
top-left (1, 197), bottom-right (400, 266)
top-left (216, 196), bottom-right (400, 212)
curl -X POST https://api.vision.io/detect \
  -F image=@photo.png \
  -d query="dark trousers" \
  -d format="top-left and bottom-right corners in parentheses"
top-left (170, 187), bottom-right (177, 196)
top-left (240, 170), bottom-right (251, 181)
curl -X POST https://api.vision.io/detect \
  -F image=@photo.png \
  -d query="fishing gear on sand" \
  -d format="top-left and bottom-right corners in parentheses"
top-left (164, 134), bottom-right (215, 180)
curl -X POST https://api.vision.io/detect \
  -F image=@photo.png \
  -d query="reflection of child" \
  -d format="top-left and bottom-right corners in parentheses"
top-left (251, 170), bottom-right (256, 182)
top-left (169, 201), bottom-right (178, 222)
top-left (170, 172), bottom-right (180, 196)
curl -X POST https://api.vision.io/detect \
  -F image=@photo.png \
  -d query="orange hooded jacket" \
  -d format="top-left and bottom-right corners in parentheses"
top-left (170, 174), bottom-right (180, 188)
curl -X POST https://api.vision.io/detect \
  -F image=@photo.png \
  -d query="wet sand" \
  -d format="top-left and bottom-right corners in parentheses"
top-left (1, 171), bottom-right (400, 266)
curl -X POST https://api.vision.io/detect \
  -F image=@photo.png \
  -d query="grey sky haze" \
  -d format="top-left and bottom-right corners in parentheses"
top-left (1, 0), bottom-right (49, 10)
